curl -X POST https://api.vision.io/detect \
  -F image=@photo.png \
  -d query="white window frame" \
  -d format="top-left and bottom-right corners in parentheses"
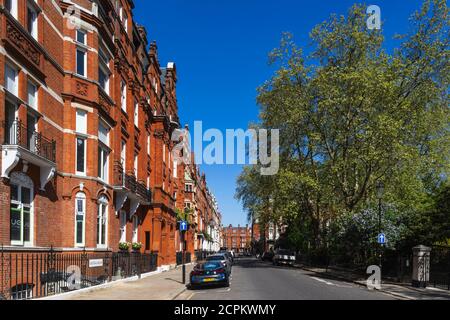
top-left (134, 153), bottom-right (138, 177)
top-left (75, 193), bottom-right (86, 247)
top-left (76, 109), bottom-right (87, 134)
top-left (76, 48), bottom-right (87, 77)
top-left (6, 0), bottom-right (18, 19)
top-left (119, 210), bottom-right (127, 243)
top-left (27, 1), bottom-right (38, 39)
top-left (98, 145), bottom-right (109, 182)
top-left (121, 81), bottom-right (127, 112)
top-left (98, 43), bottom-right (110, 94)
top-left (10, 174), bottom-right (34, 247)
top-left (132, 216), bottom-right (138, 243)
top-left (5, 62), bottom-right (18, 96)
top-left (97, 196), bottom-right (108, 248)
top-left (147, 134), bottom-right (151, 155)
top-left (27, 80), bottom-right (38, 110)
top-left (76, 136), bottom-right (87, 176)
top-left (134, 100), bottom-right (139, 127)
top-left (173, 160), bottom-right (178, 178)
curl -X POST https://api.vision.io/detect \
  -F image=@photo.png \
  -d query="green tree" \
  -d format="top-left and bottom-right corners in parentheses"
top-left (236, 1), bottom-right (449, 251)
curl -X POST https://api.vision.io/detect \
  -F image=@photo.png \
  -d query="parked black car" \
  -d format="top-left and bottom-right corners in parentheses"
top-left (190, 261), bottom-right (230, 288)
top-left (206, 254), bottom-right (232, 274)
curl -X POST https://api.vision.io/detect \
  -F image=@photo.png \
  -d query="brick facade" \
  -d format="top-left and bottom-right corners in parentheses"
top-left (223, 225), bottom-right (251, 253)
top-left (0, 0), bottom-right (218, 270)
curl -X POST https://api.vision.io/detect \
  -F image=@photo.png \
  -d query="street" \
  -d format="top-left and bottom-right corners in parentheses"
top-left (177, 257), bottom-right (396, 300)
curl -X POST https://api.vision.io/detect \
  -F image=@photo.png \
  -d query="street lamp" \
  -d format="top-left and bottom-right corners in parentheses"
top-left (376, 181), bottom-right (384, 270)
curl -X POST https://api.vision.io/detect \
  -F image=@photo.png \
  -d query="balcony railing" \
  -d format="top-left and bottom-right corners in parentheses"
top-left (113, 164), bottom-right (151, 202)
top-left (2, 120), bottom-right (56, 163)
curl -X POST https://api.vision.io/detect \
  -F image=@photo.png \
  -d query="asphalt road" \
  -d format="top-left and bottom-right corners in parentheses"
top-left (177, 257), bottom-right (396, 300)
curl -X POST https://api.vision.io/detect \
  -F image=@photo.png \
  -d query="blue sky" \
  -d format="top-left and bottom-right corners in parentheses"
top-left (134, 0), bottom-right (425, 226)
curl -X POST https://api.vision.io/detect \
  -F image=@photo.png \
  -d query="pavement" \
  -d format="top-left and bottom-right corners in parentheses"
top-left (55, 264), bottom-right (194, 300)
top-left (51, 257), bottom-right (450, 300)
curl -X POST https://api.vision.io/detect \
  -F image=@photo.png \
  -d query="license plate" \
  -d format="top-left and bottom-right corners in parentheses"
top-left (203, 278), bottom-right (216, 283)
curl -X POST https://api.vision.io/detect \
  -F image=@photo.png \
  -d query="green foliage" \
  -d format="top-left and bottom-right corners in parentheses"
top-left (236, 1), bottom-right (449, 254)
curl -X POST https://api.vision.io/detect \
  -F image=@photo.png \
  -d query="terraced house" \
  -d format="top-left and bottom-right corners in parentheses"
top-left (0, 0), bottom-right (219, 300)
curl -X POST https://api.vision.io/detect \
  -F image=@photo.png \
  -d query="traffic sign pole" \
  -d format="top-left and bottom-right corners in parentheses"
top-left (182, 230), bottom-right (186, 285)
top-left (179, 221), bottom-right (188, 285)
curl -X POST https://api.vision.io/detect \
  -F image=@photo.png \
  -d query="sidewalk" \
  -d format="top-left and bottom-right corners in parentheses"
top-left (299, 265), bottom-right (450, 300)
top-left (51, 264), bottom-right (193, 300)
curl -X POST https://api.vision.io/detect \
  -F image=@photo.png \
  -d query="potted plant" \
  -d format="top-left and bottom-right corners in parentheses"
top-left (132, 242), bottom-right (143, 252)
top-left (119, 242), bottom-right (130, 252)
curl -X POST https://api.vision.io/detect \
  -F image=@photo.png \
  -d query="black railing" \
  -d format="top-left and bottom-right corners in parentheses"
top-left (430, 246), bottom-right (450, 290)
top-left (176, 252), bottom-right (192, 266)
top-left (2, 120), bottom-right (56, 163)
top-left (114, 164), bottom-right (152, 202)
top-left (0, 247), bottom-right (158, 300)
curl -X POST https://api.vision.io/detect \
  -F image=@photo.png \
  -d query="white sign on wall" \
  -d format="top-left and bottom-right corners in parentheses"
top-left (89, 259), bottom-right (104, 268)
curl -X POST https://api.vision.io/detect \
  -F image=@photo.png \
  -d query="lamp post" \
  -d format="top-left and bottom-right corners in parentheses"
top-left (376, 181), bottom-right (384, 271)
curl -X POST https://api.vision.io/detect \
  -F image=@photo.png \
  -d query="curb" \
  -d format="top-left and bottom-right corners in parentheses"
top-left (299, 266), bottom-right (415, 300)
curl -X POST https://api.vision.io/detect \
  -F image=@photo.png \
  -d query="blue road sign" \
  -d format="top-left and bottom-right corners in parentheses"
top-left (180, 221), bottom-right (188, 232)
top-left (378, 233), bottom-right (386, 245)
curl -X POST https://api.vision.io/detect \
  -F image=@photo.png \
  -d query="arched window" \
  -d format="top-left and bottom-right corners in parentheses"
top-left (97, 195), bottom-right (108, 248)
top-left (75, 193), bottom-right (86, 247)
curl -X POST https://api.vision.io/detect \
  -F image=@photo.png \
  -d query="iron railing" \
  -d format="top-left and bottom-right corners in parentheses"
top-left (113, 163), bottom-right (152, 202)
top-left (176, 252), bottom-right (192, 266)
top-left (2, 120), bottom-right (56, 163)
top-left (430, 246), bottom-right (450, 290)
top-left (0, 247), bottom-right (158, 300)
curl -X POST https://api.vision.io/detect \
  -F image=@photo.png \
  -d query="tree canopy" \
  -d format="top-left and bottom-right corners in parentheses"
top-left (236, 1), bottom-right (449, 253)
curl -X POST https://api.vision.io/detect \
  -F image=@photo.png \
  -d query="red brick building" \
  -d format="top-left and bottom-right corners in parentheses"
top-left (184, 151), bottom-right (222, 255)
top-left (0, 0), bottom-right (207, 269)
top-left (222, 224), bottom-right (251, 254)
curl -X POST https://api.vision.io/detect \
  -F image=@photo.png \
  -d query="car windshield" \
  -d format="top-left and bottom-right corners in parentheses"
top-left (195, 262), bottom-right (222, 271)
top-left (207, 255), bottom-right (225, 261)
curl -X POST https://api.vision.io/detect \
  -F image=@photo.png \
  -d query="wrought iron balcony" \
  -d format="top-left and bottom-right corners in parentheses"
top-left (113, 164), bottom-right (151, 203)
top-left (2, 120), bottom-right (56, 163)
